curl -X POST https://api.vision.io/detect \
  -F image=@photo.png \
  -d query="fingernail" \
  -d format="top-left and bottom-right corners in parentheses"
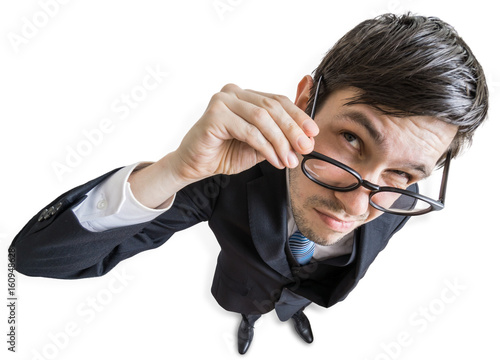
top-left (297, 135), bottom-right (312, 151)
top-left (271, 153), bottom-right (284, 169)
top-left (288, 151), bottom-right (299, 168)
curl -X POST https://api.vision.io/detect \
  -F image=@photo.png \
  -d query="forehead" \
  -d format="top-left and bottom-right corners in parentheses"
top-left (314, 88), bottom-right (458, 167)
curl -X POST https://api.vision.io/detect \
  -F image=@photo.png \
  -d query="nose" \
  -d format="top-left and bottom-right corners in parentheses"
top-left (334, 186), bottom-right (371, 217)
top-left (360, 179), bottom-right (380, 192)
top-left (334, 169), bottom-right (382, 217)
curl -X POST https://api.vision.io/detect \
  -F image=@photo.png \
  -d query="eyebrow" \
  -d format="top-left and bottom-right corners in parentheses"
top-left (334, 110), bottom-right (432, 178)
top-left (335, 110), bottom-right (386, 146)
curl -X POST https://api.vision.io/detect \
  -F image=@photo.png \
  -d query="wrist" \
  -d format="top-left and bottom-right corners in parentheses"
top-left (156, 151), bottom-right (196, 196)
top-left (128, 152), bottom-right (193, 209)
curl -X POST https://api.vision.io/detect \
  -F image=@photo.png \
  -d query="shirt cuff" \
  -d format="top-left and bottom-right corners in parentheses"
top-left (72, 163), bottom-right (175, 232)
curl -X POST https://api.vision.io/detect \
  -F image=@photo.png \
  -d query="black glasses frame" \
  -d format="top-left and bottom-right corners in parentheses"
top-left (301, 150), bottom-right (451, 216)
top-left (301, 74), bottom-right (452, 216)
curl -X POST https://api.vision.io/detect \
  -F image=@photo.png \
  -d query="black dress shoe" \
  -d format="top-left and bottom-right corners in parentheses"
top-left (237, 317), bottom-right (254, 354)
top-left (291, 310), bottom-right (314, 343)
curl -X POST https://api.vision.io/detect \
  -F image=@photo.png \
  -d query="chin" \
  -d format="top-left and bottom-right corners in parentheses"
top-left (301, 224), bottom-right (348, 246)
top-left (314, 233), bottom-right (348, 246)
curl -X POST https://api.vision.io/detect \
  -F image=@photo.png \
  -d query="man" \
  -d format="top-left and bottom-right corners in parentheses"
top-left (10, 13), bottom-right (488, 354)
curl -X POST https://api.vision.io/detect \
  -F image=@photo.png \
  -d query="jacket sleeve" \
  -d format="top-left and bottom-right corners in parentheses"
top-left (9, 168), bottom-right (223, 279)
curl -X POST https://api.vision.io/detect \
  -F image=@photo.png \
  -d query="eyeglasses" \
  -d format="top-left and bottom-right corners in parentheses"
top-left (301, 75), bottom-right (452, 216)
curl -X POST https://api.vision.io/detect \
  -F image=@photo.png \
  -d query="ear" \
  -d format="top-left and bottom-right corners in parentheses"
top-left (294, 75), bottom-right (314, 111)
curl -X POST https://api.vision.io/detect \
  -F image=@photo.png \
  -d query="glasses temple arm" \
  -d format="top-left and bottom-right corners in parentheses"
top-left (438, 151), bottom-right (452, 205)
top-left (310, 75), bottom-right (323, 119)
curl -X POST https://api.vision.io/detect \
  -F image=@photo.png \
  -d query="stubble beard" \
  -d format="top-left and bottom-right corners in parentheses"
top-left (289, 168), bottom-right (352, 246)
top-left (290, 193), bottom-right (350, 246)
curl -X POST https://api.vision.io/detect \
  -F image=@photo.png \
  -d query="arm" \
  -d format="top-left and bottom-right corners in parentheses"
top-left (10, 80), bottom-right (319, 279)
top-left (10, 168), bottom-right (224, 279)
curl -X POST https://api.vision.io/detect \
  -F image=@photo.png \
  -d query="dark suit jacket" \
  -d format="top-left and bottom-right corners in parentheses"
top-left (10, 161), bottom-right (412, 315)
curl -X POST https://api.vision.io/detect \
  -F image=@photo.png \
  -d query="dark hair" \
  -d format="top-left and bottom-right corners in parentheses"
top-left (307, 13), bottom-right (488, 165)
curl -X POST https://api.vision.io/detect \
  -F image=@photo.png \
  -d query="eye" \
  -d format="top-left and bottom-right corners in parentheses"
top-left (393, 170), bottom-right (411, 179)
top-left (387, 170), bottom-right (413, 188)
top-left (342, 132), bottom-right (361, 150)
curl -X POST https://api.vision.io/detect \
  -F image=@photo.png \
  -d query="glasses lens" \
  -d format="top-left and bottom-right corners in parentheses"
top-left (303, 159), bottom-right (359, 189)
top-left (370, 191), bottom-right (432, 214)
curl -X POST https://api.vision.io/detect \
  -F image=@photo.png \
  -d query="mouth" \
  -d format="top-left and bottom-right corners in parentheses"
top-left (313, 208), bottom-right (357, 233)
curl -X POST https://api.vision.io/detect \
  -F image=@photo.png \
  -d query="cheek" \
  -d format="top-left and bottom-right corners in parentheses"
top-left (289, 166), bottom-right (321, 211)
top-left (289, 167), bottom-right (305, 201)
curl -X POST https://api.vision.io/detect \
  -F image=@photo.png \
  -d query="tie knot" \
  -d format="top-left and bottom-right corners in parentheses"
top-left (289, 230), bottom-right (315, 265)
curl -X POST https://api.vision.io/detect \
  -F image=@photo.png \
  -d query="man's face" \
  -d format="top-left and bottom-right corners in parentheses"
top-left (289, 87), bottom-right (458, 246)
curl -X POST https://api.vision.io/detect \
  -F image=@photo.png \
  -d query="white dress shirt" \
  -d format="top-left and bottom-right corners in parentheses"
top-left (72, 163), bottom-right (173, 232)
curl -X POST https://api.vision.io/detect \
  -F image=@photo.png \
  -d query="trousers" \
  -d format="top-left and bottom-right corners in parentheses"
top-left (244, 289), bottom-right (311, 323)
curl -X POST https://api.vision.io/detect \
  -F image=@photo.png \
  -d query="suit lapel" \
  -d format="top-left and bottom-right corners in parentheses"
top-left (246, 162), bottom-right (395, 283)
top-left (247, 162), bottom-right (293, 280)
top-left (354, 215), bottom-right (394, 280)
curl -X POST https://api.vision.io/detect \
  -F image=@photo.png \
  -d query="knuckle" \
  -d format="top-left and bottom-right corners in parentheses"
top-left (210, 91), bottom-right (224, 103)
top-left (207, 93), bottom-right (227, 112)
top-left (251, 107), bottom-right (270, 124)
top-left (246, 124), bottom-right (264, 144)
top-left (272, 94), bottom-right (289, 103)
top-left (261, 97), bottom-right (281, 111)
top-left (220, 83), bottom-right (239, 93)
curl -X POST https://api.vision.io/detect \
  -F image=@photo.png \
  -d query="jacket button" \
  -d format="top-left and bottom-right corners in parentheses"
top-left (43, 207), bottom-right (53, 220)
top-left (38, 210), bottom-right (46, 222)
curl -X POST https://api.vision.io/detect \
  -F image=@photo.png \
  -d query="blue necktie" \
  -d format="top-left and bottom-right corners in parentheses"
top-left (289, 230), bottom-right (315, 265)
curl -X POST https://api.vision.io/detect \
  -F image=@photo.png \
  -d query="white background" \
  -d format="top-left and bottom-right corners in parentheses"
top-left (1, 1), bottom-right (499, 359)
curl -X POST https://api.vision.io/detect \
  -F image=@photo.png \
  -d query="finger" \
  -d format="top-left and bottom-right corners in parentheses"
top-left (239, 89), bottom-right (319, 154)
top-left (221, 85), bottom-right (319, 139)
top-left (230, 119), bottom-right (286, 169)
top-left (246, 89), bottom-right (320, 138)
top-left (221, 91), bottom-right (299, 168)
top-left (215, 104), bottom-right (286, 169)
